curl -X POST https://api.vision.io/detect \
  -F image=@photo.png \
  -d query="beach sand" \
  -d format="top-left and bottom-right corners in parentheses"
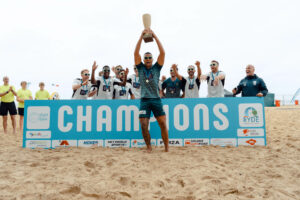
top-left (0, 106), bottom-right (299, 200)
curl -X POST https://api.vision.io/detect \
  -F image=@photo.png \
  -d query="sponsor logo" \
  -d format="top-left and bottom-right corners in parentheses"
top-left (52, 140), bottom-right (77, 148)
top-left (105, 140), bottom-right (130, 148)
top-left (26, 140), bottom-right (51, 148)
top-left (131, 139), bottom-right (156, 147)
top-left (78, 140), bottom-right (103, 147)
top-left (211, 138), bottom-right (237, 146)
top-left (139, 110), bottom-right (146, 115)
top-left (238, 138), bottom-right (265, 146)
top-left (237, 128), bottom-right (264, 137)
top-left (239, 104), bottom-right (263, 127)
top-left (26, 131), bottom-right (51, 139)
top-left (184, 139), bottom-right (209, 146)
top-left (157, 139), bottom-right (183, 147)
top-left (27, 106), bottom-right (50, 129)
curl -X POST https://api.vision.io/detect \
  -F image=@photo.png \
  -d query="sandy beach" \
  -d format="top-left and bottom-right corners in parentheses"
top-left (0, 106), bottom-right (299, 200)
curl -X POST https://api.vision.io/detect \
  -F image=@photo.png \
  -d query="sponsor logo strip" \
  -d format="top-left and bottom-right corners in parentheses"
top-left (78, 140), bottom-right (103, 147)
top-left (131, 139), bottom-right (156, 147)
top-left (26, 140), bottom-right (51, 148)
top-left (184, 139), bottom-right (209, 146)
top-left (157, 139), bottom-right (183, 147)
top-left (105, 139), bottom-right (130, 148)
top-left (52, 140), bottom-right (77, 148)
top-left (211, 138), bottom-right (237, 146)
top-left (237, 128), bottom-right (264, 137)
top-left (26, 131), bottom-right (51, 139)
top-left (238, 138), bottom-right (265, 146)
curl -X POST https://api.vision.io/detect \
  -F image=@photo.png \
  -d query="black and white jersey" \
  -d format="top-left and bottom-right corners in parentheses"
top-left (72, 79), bottom-right (92, 99)
top-left (206, 71), bottom-right (226, 97)
top-left (182, 76), bottom-right (201, 98)
top-left (127, 74), bottom-right (141, 99)
top-left (92, 76), bottom-right (117, 99)
top-left (113, 82), bottom-right (133, 100)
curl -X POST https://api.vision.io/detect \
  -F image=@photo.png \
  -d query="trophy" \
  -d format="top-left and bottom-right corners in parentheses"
top-left (142, 14), bottom-right (153, 43)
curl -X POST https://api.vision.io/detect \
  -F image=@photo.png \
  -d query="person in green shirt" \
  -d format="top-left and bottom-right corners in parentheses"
top-left (17, 81), bottom-right (33, 132)
top-left (0, 76), bottom-right (18, 134)
top-left (134, 29), bottom-right (169, 152)
top-left (35, 82), bottom-right (50, 100)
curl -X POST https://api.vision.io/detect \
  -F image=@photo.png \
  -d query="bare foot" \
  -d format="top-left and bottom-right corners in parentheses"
top-left (164, 147), bottom-right (169, 152)
top-left (4, 130), bottom-right (8, 134)
top-left (146, 146), bottom-right (152, 153)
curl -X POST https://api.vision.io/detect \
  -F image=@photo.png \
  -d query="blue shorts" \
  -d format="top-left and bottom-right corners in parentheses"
top-left (139, 98), bottom-right (165, 118)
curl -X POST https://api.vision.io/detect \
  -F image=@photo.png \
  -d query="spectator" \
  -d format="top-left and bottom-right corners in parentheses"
top-left (16, 81), bottom-right (32, 131)
top-left (35, 82), bottom-right (50, 100)
top-left (0, 76), bottom-right (17, 134)
top-left (232, 64), bottom-right (268, 97)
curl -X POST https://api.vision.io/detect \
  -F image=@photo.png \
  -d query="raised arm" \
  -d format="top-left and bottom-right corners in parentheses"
top-left (91, 61), bottom-right (98, 84)
top-left (0, 91), bottom-right (9, 97)
top-left (195, 61), bottom-right (202, 79)
top-left (134, 30), bottom-right (147, 65)
top-left (172, 64), bottom-right (183, 80)
top-left (152, 30), bottom-right (165, 66)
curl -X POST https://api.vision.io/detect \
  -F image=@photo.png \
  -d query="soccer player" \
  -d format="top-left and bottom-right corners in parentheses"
top-left (35, 82), bottom-right (50, 100)
top-left (113, 69), bottom-right (135, 99)
top-left (162, 65), bottom-right (184, 98)
top-left (232, 64), bottom-right (268, 97)
top-left (16, 81), bottom-right (33, 131)
top-left (134, 29), bottom-right (169, 152)
top-left (72, 69), bottom-right (97, 99)
top-left (172, 61), bottom-right (201, 98)
top-left (0, 76), bottom-right (17, 134)
top-left (201, 60), bottom-right (226, 97)
top-left (127, 65), bottom-right (141, 99)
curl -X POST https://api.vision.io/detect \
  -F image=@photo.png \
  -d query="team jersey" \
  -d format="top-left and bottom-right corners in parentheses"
top-left (136, 62), bottom-right (162, 99)
top-left (113, 82), bottom-right (133, 99)
top-left (72, 78), bottom-right (92, 99)
top-left (35, 90), bottom-right (50, 100)
top-left (206, 71), bottom-right (226, 97)
top-left (127, 74), bottom-right (141, 99)
top-left (182, 76), bottom-right (201, 98)
top-left (162, 77), bottom-right (183, 98)
top-left (92, 76), bottom-right (117, 99)
top-left (0, 85), bottom-right (16, 103)
top-left (17, 89), bottom-right (32, 108)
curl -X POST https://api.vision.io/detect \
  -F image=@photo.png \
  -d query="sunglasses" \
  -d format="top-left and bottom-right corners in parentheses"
top-left (188, 68), bottom-right (194, 72)
top-left (116, 68), bottom-right (122, 71)
top-left (210, 63), bottom-right (217, 67)
top-left (144, 56), bottom-right (152, 60)
top-left (83, 73), bottom-right (90, 76)
top-left (103, 69), bottom-right (110, 72)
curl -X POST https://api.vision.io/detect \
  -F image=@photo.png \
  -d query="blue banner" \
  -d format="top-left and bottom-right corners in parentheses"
top-left (23, 97), bottom-right (266, 148)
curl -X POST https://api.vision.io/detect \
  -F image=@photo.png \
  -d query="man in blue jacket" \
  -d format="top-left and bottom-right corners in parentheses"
top-left (232, 65), bottom-right (268, 97)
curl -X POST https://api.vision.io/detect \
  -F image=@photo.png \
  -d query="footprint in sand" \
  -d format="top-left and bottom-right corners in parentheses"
top-left (84, 161), bottom-right (95, 168)
top-left (60, 185), bottom-right (81, 195)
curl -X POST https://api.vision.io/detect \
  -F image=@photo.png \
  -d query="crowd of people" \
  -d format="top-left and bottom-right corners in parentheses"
top-left (0, 28), bottom-right (268, 152)
top-left (70, 60), bottom-right (268, 100)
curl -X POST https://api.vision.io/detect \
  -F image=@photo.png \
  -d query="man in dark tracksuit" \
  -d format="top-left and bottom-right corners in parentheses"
top-left (232, 65), bottom-right (268, 97)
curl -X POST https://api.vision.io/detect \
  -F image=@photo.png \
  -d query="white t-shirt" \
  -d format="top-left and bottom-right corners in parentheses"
top-left (72, 79), bottom-right (92, 99)
top-left (182, 76), bottom-right (201, 98)
top-left (113, 82), bottom-right (133, 100)
top-left (127, 74), bottom-right (141, 99)
top-left (206, 71), bottom-right (226, 97)
top-left (92, 76), bottom-right (117, 99)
